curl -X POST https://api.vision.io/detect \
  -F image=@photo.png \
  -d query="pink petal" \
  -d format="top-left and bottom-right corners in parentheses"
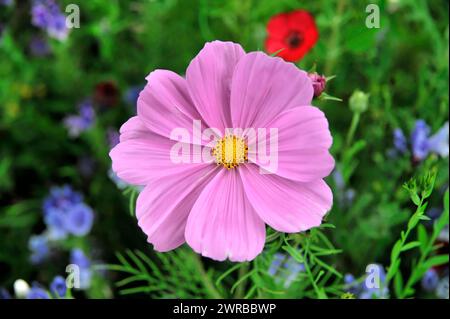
top-left (185, 169), bottom-right (266, 262)
top-left (240, 165), bottom-right (332, 233)
top-left (230, 52), bottom-right (313, 128)
top-left (186, 41), bottom-right (245, 132)
top-left (109, 116), bottom-right (209, 185)
top-left (137, 165), bottom-right (218, 252)
top-left (249, 106), bottom-right (335, 182)
top-left (138, 70), bottom-right (204, 142)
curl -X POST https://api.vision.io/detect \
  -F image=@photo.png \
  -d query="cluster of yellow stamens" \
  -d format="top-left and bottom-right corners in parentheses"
top-left (212, 135), bottom-right (248, 169)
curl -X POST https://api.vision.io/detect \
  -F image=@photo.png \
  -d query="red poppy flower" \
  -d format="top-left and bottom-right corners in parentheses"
top-left (94, 81), bottom-right (119, 108)
top-left (265, 10), bottom-right (319, 62)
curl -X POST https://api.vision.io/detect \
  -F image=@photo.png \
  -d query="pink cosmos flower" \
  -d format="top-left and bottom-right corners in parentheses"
top-left (110, 41), bottom-right (335, 262)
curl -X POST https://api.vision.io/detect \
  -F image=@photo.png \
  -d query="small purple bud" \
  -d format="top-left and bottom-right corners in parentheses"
top-left (308, 72), bottom-right (326, 97)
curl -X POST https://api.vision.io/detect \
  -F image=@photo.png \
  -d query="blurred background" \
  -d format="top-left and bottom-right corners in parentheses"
top-left (0, 0), bottom-right (448, 299)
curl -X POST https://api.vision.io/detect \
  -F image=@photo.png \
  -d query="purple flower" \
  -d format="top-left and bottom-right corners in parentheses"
top-left (31, 0), bottom-right (68, 41)
top-left (65, 203), bottom-right (94, 236)
top-left (31, 4), bottom-right (50, 28)
top-left (47, 13), bottom-right (69, 41)
top-left (344, 273), bottom-right (362, 295)
top-left (50, 276), bottom-right (66, 297)
top-left (29, 36), bottom-right (51, 56)
top-left (63, 100), bottom-right (95, 138)
top-left (27, 285), bottom-right (50, 299)
top-left (28, 234), bottom-right (50, 264)
top-left (42, 186), bottom-right (94, 238)
top-left (428, 122), bottom-right (449, 158)
top-left (43, 185), bottom-right (83, 215)
top-left (45, 209), bottom-right (68, 239)
top-left (344, 273), bottom-right (355, 285)
top-left (411, 120), bottom-right (431, 160)
top-left (421, 269), bottom-right (439, 292)
top-left (393, 128), bottom-right (408, 154)
top-left (359, 264), bottom-right (389, 299)
top-left (63, 116), bottom-right (89, 137)
top-left (43, 185), bottom-right (83, 238)
top-left (308, 72), bottom-right (326, 97)
top-left (70, 248), bottom-right (91, 269)
top-left (107, 128), bottom-right (120, 148)
top-left (70, 249), bottom-right (92, 289)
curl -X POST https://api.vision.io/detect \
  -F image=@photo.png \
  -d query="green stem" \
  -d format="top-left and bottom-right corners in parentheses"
top-left (324, 0), bottom-right (347, 75)
top-left (345, 112), bottom-right (361, 149)
top-left (234, 263), bottom-right (249, 299)
top-left (385, 197), bottom-right (425, 292)
top-left (193, 254), bottom-right (222, 298)
top-left (400, 215), bottom-right (439, 298)
top-left (302, 235), bottom-right (324, 299)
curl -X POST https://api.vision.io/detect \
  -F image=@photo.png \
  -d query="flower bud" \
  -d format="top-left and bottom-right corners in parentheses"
top-left (349, 90), bottom-right (369, 113)
top-left (308, 72), bottom-right (326, 97)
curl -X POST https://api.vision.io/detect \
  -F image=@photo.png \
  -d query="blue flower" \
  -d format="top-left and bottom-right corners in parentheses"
top-left (393, 120), bottom-right (448, 162)
top-left (428, 122), bottom-right (449, 158)
top-left (47, 13), bottom-right (69, 41)
top-left (108, 168), bottom-right (129, 190)
top-left (0, 0), bottom-right (13, 7)
top-left (344, 273), bottom-right (355, 285)
top-left (344, 273), bottom-right (362, 295)
top-left (50, 276), bottom-right (67, 298)
top-left (124, 86), bottom-right (144, 106)
top-left (268, 253), bottom-right (305, 288)
top-left (43, 185), bottom-right (83, 239)
top-left (436, 276), bottom-right (449, 299)
top-left (421, 269), bottom-right (439, 292)
top-left (333, 170), bottom-right (356, 207)
top-left (71, 248), bottom-right (91, 269)
top-left (283, 256), bottom-right (305, 288)
top-left (31, 0), bottom-right (68, 41)
top-left (70, 249), bottom-right (92, 289)
top-left (45, 209), bottom-right (68, 239)
top-left (43, 185), bottom-right (83, 216)
top-left (268, 253), bottom-right (285, 276)
top-left (393, 128), bottom-right (408, 154)
top-left (0, 288), bottom-right (11, 299)
top-left (411, 120), bottom-right (431, 160)
top-left (42, 186), bottom-right (94, 238)
top-left (359, 264), bottom-right (389, 299)
top-left (332, 170), bottom-right (345, 190)
top-left (27, 285), bottom-right (50, 299)
top-left (65, 203), bottom-right (94, 236)
top-left (63, 100), bottom-right (95, 138)
top-left (359, 286), bottom-right (389, 299)
top-left (28, 234), bottom-right (50, 264)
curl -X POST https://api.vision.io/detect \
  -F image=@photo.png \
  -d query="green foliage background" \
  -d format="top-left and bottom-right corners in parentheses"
top-left (0, 0), bottom-right (448, 299)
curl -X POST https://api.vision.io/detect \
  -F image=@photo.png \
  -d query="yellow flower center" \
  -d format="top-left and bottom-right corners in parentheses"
top-left (212, 135), bottom-right (248, 169)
